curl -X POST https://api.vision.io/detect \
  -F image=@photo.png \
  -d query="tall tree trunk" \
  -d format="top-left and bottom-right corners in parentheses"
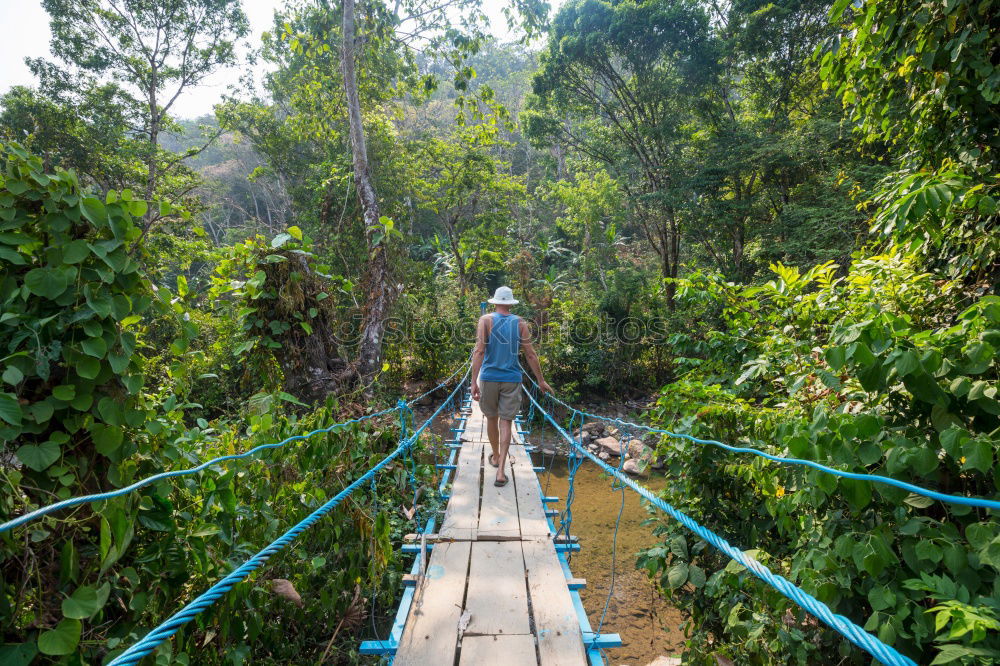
top-left (342, 0), bottom-right (396, 386)
top-left (145, 76), bottom-right (159, 230)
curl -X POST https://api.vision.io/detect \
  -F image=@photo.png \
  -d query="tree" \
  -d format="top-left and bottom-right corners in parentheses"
top-left (526, 0), bottom-right (717, 307)
top-left (38, 0), bottom-right (249, 226)
top-left (822, 0), bottom-right (1000, 280)
top-left (340, 0), bottom-right (396, 387)
top-left (542, 168), bottom-right (623, 283)
top-left (682, 0), bottom-right (870, 279)
top-left (0, 82), bottom-right (146, 190)
top-left (412, 124), bottom-right (526, 295)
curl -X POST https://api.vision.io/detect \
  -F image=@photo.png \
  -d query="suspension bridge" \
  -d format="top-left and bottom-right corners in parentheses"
top-left (361, 395), bottom-right (609, 665)
top-left (5, 354), bottom-right (1000, 665)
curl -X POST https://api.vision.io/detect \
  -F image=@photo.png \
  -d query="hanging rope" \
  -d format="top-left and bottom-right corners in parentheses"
top-left (518, 370), bottom-right (1000, 511)
top-left (591, 433), bottom-right (630, 658)
top-left (555, 409), bottom-right (585, 546)
top-left (2, 360), bottom-right (474, 535)
top-left (523, 388), bottom-right (918, 666)
top-left (0, 405), bottom-right (398, 533)
top-left (108, 368), bottom-right (470, 666)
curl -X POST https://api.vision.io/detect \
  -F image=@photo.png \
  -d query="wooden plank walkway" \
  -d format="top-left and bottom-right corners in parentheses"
top-left (395, 399), bottom-right (588, 665)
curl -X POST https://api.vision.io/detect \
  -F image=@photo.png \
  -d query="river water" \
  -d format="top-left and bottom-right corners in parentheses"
top-left (533, 451), bottom-right (686, 665)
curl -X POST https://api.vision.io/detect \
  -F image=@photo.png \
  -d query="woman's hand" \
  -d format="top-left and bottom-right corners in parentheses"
top-left (539, 380), bottom-right (554, 394)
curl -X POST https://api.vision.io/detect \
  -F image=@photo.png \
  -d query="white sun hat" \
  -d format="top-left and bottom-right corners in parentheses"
top-left (488, 285), bottom-right (519, 305)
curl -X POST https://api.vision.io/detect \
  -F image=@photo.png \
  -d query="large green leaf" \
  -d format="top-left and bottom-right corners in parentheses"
top-left (2, 365), bottom-right (24, 385)
top-left (0, 642), bottom-right (38, 666)
top-left (76, 356), bottom-right (101, 380)
top-left (903, 372), bottom-right (947, 405)
top-left (62, 239), bottom-right (90, 264)
top-left (0, 392), bottom-right (22, 425)
top-left (90, 423), bottom-right (123, 456)
top-left (16, 441), bottom-right (60, 471)
top-left (24, 267), bottom-right (69, 299)
top-left (841, 478), bottom-right (872, 510)
top-left (62, 584), bottom-right (107, 619)
top-left (52, 385), bottom-right (76, 401)
top-left (80, 197), bottom-right (108, 226)
top-left (894, 350), bottom-right (921, 376)
top-left (666, 562), bottom-right (689, 589)
top-left (37, 618), bottom-right (80, 656)
top-left (97, 397), bottom-right (124, 425)
top-left (962, 439), bottom-right (993, 473)
top-left (81, 336), bottom-right (108, 359)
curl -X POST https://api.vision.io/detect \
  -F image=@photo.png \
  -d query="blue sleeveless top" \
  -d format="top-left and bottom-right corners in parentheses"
top-left (480, 313), bottom-right (522, 382)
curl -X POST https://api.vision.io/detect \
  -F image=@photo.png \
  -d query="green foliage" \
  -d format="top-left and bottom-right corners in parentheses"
top-left (641, 254), bottom-right (1000, 664)
top-left (209, 227), bottom-right (359, 403)
top-left (0, 142), bottom-right (152, 469)
top-left (2, 0), bottom-right (996, 661)
top-left (0, 144), bottom-right (424, 663)
top-left (823, 0), bottom-right (998, 170)
top-left (821, 0), bottom-right (1000, 279)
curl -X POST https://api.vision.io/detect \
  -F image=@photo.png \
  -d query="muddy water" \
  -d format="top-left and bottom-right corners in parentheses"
top-left (533, 451), bottom-right (686, 665)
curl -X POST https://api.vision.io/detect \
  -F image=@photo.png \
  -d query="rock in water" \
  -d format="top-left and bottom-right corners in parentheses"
top-left (627, 438), bottom-right (649, 460)
top-left (595, 436), bottom-right (625, 457)
top-left (623, 458), bottom-right (648, 477)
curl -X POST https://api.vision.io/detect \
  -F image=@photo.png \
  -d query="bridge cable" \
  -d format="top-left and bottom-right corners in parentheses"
top-left (590, 428), bottom-right (631, 660)
top-left (106, 368), bottom-right (470, 666)
top-left (518, 371), bottom-right (1000, 511)
top-left (523, 388), bottom-right (918, 666)
top-left (0, 360), bottom-right (470, 535)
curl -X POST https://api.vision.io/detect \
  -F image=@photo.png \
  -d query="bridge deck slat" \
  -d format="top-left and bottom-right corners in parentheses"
top-left (394, 540), bottom-right (473, 666)
top-left (460, 635), bottom-right (538, 665)
top-left (523, 538), bottom-right (588, 666)
top-left (510, 442), bottom-right (551, 537)
top-left (439, 440), bottom-right (482, 540)
top-left (465, 540), bottom-right (531, 636)
top-left (478, 447), bottom-right (520, 539)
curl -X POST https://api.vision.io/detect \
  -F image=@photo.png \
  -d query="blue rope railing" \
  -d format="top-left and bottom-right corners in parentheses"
top-left (590, 428), bottom-right (630, 657)
top-left (107, 367), bottom-right (470, 665)
top-left (520, 371), bottom-right (1000, 511)
top-left (1, 361), bottom-right (471, 534)
top-left (523, 388), bottom-right (918, 666)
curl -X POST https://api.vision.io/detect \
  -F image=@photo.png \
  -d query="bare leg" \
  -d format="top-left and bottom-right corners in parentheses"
top-left (496, 419), bottom-right (513, 482)
top-left (486, 416), bottom-right (499, 466)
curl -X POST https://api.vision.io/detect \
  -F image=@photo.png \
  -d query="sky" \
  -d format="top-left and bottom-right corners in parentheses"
top-left (0, 0), bottom-right (544, 119)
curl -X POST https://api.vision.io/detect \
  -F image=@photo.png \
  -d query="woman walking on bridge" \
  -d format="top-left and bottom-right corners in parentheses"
top-left (471, 286), bottom-right (553, 486)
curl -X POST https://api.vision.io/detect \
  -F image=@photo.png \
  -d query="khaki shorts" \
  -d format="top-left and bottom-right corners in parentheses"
top-left (479, 381), bottom-right (522, 420)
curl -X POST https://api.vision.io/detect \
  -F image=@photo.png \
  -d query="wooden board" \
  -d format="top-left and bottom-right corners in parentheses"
top-left (460, 635), bottom-right (538, 665)
top-left (522, 538), bottom-right (587, 666)
top-left (440, 441), bottom-right (483, 540)
top-left (465, 541), bottom-right (531, 635)
top-left (470, 400), bottom-right (487, 441)
top-left (395, 540), bottom-right (473, 665)
top-left (395, 390), bottom-right (590, 665)
top-left (510, 445), bottom-right (551, 537)
top-left (478, 449), bottom-right (519, 539)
